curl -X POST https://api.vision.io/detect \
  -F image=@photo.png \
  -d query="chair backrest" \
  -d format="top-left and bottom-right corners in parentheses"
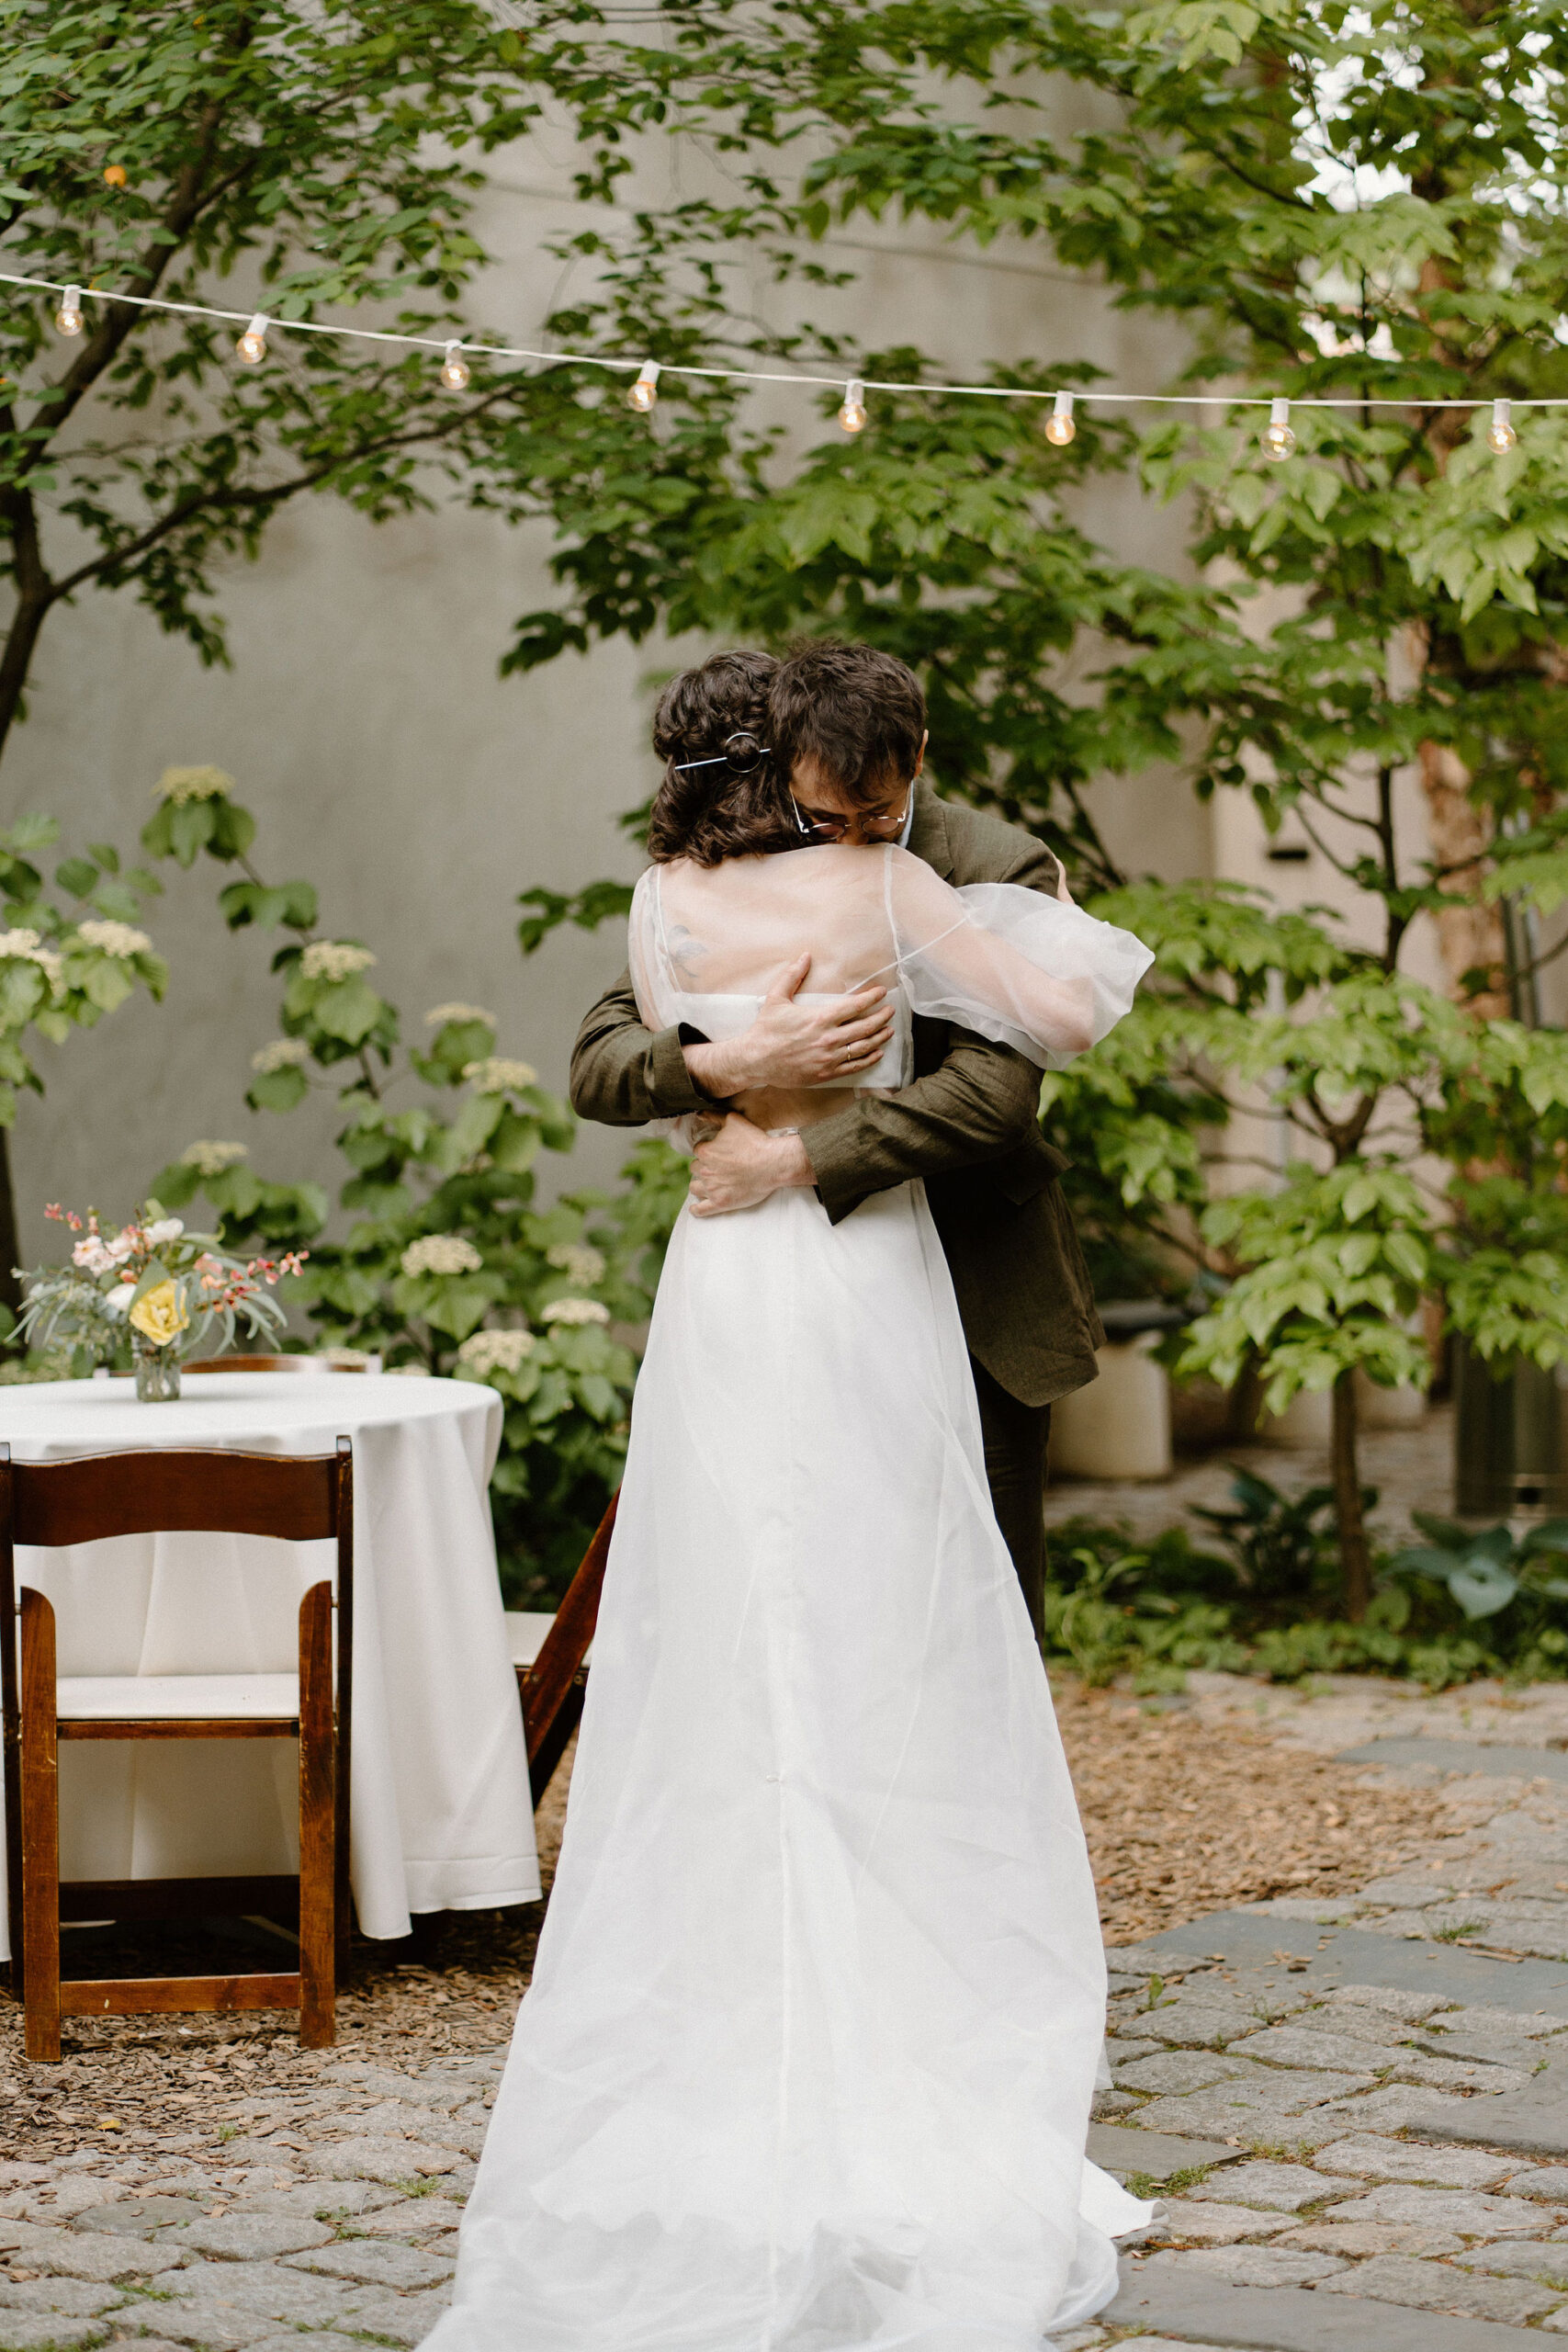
top-left (185, 1356), bottom-right (317, 1374)
top-left (0, 1439), bottom-right (355, 1984)
top-left (0, 1442), bottom-right (349, 1546)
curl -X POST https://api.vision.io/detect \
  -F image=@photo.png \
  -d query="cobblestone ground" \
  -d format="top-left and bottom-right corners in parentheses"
top-left (17, 1688), bottom-right (1568, 2348)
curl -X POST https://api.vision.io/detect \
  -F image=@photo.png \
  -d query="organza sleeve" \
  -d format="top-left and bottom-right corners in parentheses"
top-left (885, 847), bottom-right (1153, 1069)
top-left (627, 866), bottom-right (679, 1034)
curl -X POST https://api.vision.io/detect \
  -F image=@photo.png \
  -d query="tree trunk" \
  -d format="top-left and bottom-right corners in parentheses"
top-left (1331, 1368), bottom-right (1371, 1622)
top-left (1416, 739), bottom-right (1510, 1014)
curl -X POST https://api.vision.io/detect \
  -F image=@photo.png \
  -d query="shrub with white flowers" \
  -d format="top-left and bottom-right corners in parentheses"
top-left (181, 1141), bottom-right (248, 1179)
top-left (155, 766), bottom-right (235, 806)
top-left (539, 1295), bottom-right (611, 1328)
top-left (76, 918), bottom-right (153, 959)
top-left (400, 1233), bottom-right (483, 1278)
top-left (142, 774), bottom-right (689, 1605)
top-left (457, 1328), bottom-right (537, 1377)
top-left (426, 1001), bottom-right (496, 1028)
top-left (300, 940), bottom-right (376, 983)
top-left (547, 1242), bottom-right (606, 1287)
top-left (464, 1057), bottom-right (538, 1093)
top-left (251, 1038), bottom-right (311, 1073)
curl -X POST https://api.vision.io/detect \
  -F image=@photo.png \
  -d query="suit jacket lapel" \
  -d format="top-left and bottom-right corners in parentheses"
top-left (905, 777), bottom-right (955, 880)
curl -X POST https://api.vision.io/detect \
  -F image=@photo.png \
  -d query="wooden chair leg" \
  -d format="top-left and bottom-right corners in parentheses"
top-left (18, 1589), bottom-right (61, 2063)
top-left (297, 1580), bottom-right (335, 2049)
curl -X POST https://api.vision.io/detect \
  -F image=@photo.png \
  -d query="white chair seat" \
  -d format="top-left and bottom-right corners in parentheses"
top-left (56, 1673), bottom-right (300, 1721)
top-left (504, 1612), bottom-right (556, 1669)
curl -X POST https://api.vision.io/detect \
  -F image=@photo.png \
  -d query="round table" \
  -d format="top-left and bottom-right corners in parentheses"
top-left (0, 1371), bottom-right (539, 1957)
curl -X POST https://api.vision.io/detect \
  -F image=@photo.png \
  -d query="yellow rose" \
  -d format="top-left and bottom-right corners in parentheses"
top-left (128, 1278), bottom-right (189, 1349)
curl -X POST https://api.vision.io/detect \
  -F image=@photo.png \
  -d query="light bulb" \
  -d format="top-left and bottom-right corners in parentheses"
top-left (54, 284), bottom-right (84, 338)
top-left (236, 312), bottom-right (268, 366)
top-left (1486, 398), bottom-right (1517, 455)
top-left (626, 360), bottom-right (660, 414)
top-left (1044, 390), bottom-right (1076, 447)
top-left (838, 378), bottom-right (867, 434)
top-left (1260, 396), bottom-right (1295, 461)
top-left (440, 341), bottom-right (470, 392)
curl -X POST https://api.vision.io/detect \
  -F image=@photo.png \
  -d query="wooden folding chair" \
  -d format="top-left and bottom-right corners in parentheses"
top-left (513, 1490), bottom-right (617, 1806)
top-left (185, 1356), bottom-right (317, 1374)
top-left (0, 1439), bottom-right (354, 2061)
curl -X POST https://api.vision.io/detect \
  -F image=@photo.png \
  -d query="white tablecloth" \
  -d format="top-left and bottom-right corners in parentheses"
top-left (0, 1372), bottom-right (540, 1955)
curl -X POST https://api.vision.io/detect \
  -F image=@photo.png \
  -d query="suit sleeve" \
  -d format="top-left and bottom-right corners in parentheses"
top-left (802, 836), bottom-right (1059, 1226)
top-left (569, 967), bottom-right (708, 1126)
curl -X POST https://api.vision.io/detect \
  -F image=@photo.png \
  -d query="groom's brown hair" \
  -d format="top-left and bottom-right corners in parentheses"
top-left (768, 641), bottom-right (926, 805)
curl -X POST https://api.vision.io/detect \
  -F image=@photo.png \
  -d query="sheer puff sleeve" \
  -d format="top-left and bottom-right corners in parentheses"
top-left (883, 845), bottom-right (1154, 1070)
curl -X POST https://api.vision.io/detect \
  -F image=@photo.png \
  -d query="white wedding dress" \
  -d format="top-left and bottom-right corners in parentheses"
top-left (429, 845), bottom-right (1156, 2352)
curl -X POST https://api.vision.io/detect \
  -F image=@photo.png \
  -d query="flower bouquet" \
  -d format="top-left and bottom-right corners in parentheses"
top-left (18, 1204), bottom-right (309, 1399)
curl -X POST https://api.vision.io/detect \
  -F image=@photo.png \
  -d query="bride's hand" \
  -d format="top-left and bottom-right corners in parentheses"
top-left (689, 1115), bottom-right (813, 1217)
top-left (684, 953), bottom-right (894, 1098)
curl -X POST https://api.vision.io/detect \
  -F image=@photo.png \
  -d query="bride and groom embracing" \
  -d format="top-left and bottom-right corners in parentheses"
top-left (430, 641), bottom-right (1156, 2350)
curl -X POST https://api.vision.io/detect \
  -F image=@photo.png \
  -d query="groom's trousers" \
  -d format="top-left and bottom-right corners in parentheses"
top-left (971, 1357), bottom-right (1052, 1650)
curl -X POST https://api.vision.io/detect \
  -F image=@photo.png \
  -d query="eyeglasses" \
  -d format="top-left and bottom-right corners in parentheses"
top-left (790, 790), bottom-right (912, 844)
top-left (672, 731), bottom-right (772, 775)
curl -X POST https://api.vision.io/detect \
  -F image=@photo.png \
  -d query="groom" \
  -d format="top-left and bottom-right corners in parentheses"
top-left (570, 639), bottom-right (1104, 1644)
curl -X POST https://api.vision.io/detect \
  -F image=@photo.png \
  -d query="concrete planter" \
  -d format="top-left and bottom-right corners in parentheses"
top-left (1051, 1334), bottom-right (1172, 1481)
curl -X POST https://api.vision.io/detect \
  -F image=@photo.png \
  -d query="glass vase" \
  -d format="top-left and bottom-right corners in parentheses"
top-left (132, 1334), bottom-right (182, 1403)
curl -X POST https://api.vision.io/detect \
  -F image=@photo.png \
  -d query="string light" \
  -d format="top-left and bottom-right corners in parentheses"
top-left (838, 378), bottom-right (866, 434)
top-left (626, 359), bottom-right (660, 414)
top-left (440, 340), bottom-right (470, 392)
top-left (1260, 397), bottom-right (1296, 461)
top-left (7, 268), bottom-right (1568, 443)
top-left (1044, 390), bottom-right (1076, 447)
top-left (1486, 398), bottom-right (1517, 455)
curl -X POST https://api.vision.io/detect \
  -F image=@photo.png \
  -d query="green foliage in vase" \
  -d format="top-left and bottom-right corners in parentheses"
top-left (141, 777), bottom-right (686, 1606)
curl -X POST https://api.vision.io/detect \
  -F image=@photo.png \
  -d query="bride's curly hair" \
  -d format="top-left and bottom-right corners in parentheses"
top-left (647, 650), bottom-right (800, 865)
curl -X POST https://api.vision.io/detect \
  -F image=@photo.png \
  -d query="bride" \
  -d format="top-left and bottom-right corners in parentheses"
top-left (429, 660), bottom-right (1156, 2352)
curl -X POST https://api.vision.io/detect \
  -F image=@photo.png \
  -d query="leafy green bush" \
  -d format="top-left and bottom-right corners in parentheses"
top-left (141, 775), bottom-right (688, 1607)
top-left (1045, 1470), bottom-right (1568, 1692)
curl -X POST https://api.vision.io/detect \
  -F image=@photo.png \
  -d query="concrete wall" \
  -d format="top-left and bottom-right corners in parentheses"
top-left (1, 124), bottom-right (1213, 1258)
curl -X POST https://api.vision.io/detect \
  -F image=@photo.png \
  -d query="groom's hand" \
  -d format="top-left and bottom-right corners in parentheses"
top-left (683, 953), bottom-right (895, 1098)
top-left (688, 1116), bottom-right (813, 1216)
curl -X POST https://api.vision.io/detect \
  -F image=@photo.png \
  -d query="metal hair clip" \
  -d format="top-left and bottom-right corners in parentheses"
top-left (672, 731), bottom-right (772, 775)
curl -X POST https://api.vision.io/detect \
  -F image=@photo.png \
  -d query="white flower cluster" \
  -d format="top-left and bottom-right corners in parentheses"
top-left (425, 1002), bottom-right (496, 1028)
top-left (155, 765), bottom-right (235, 806)
top-left (181, 1141), bottom-right (248, 1178)
top-left (547, 1241), bottom-right (605, 1287)
top-left (0, 929), bottom-right (63, 989)
top-left (400, 1234), bottom-right (483, 1278)
top-left (251, 1037), bottom-right (311, 1073)
top-left (301, 941), bottom-right (376, 983)
top-left (540, 1295), bottom-right (610, 1328)
top-left (77, 918), bottom-right (152, 959)
top-left (457, 1329), bottom-right (537, 1376)
top-left (464, 1057), bottom-right (537, 1093)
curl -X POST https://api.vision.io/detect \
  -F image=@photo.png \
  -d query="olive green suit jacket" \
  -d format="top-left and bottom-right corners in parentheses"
top-left (567, 780), bottom-right (1105, 1408)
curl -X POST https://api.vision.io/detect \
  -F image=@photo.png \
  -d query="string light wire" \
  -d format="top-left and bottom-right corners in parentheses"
top-left (2, 266), bottom-right (1555, 419)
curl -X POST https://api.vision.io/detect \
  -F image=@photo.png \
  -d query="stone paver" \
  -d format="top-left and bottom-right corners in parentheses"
top-left (169, 2214), bottom-right (335, 2261)
top-left (1316, 2250), bottom-right (1563, 2321)
top-left (1159, 2244), bottom-right (1348, 2288)
top-left (1148, 2199), bottom-right (1292, 2245)
top-left (1205, 2160), bottom-right (1357, 2211)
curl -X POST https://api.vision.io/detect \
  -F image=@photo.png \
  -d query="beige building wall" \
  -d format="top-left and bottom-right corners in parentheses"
top-left (2, 130), bottom-right (1213, 1260)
